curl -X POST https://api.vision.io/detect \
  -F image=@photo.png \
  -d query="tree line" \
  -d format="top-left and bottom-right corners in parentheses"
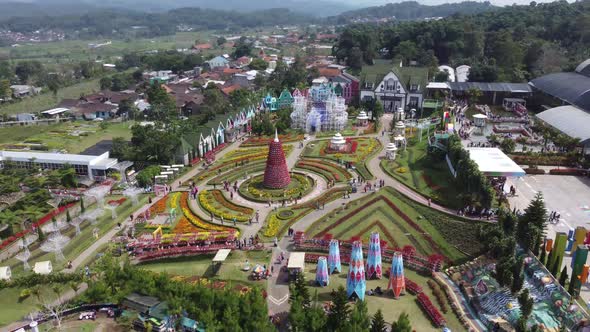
top-left (329, 1), bottom-right (497, 23)
top-left (333, 0), bottom-right (590, 82)
top-left (0, 7), bottom-right (313, 40)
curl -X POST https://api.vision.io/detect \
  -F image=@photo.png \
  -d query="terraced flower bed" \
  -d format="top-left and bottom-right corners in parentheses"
top-left (238, 173), bottom-right (314, 202)
top-left (260, 187), bottom-right (348, 239)
top-left (193, 145), bottom-right (293, 182)
top-left (198, 189), bottom-right (254, 222)
top-left (305, 187), bottom-right (476, 263)
top-left (295, 159), bottom-right (352, 183)
top-left (179, 192), bottom-right (239, 235)
top-left (241, 133), bottom-right (304, 147)
top-left (206, 161), bottom-right (266, 185)
top-left (303, 137), bottom-right (381, 180)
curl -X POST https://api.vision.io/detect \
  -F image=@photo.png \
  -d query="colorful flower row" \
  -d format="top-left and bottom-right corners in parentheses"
top-left (297, 160), bottom-right (352, 182)
top-left (199, 190), bottom-right (250, 222)
top-left (264, 214), bottom-right (281, 237)
top-left (241, 134), bottom-right (304, 147)
top-left (180, 192), bottom-right (238, 235)
top-left (404, 277), bottom-right (423, 295)
top-left (172, 216), bottom-right (204, 233)
top-left (170, 192), bottom-right (181, 209)
top-left (107, 197), bottom-right (127, 206)
top-left (417, 292), bottom-right (446, 327)
top-left (313, 194), bottom-right (449, 263)
top-left (211, 190), bottom-right (253, 215)
top-left (149, 194), bottom-right (169, 215)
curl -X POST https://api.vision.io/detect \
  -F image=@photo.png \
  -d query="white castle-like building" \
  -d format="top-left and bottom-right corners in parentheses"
top-left (290, 83), bottom-right (348, 133)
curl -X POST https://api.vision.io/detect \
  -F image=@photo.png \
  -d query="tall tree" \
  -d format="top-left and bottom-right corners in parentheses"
top-left (391, 312), bottom-right (412, 332)
top-left (516, 192), bottom-right (548, 251)
top-left (518, 289), bottom-right (533, 319)
top-left (348, 300), bottom-right (371, 331)
top-left (371, 309), bottom-right (387, 332)
top-left (559, 266), bottom-right (568, 287)
top-left (0, 79), bottom-right (11, 100)
top-left (327, 286), bottom-right (349, 331)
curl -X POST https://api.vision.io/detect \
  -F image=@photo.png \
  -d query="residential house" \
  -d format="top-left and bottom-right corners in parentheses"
top-left (221, 84), bottom-right (241, 97)
top-left (57, 98), bottom-right (118, 120)
top-left (193, 43), bottom-right (213, 52)
top-left (233, 56), bottom-right (252, 69)
top-left (206, 56), bottom-right (230, 70)
top-left (10, 85), bottom-right (41, 98)
top-left (232, 70), bottom-right (258, 88)
top-left (360, 60), bottom-right (429, 112)
top-left (165, 82), bottom-right (205, 116)
top-left (313, 65), bottom-right (359, 104)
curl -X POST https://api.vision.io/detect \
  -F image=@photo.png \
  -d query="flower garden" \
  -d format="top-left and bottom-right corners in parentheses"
top-left (295, 158), bottom-right (353, 184)
top-left (260, 187), bottom-right (348, 240)
top-left (198, 189), bottom-right (254, 222)
top-left (238, 173), bottom-right (314, 202)
top-left (240, 133), bottom-right (304, 147)
top-left (137, 192), bottom-right (238, 236)
top-left (379, 132), bottom-right (461, 208)
top-left (305, 187), bottom-right (486, 263)
top-left (190, 145), bottom-right (294, 185)
top-left (302, 137), bottom-right (382, 180)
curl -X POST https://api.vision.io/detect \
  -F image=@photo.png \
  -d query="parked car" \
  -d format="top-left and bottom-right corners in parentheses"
top-left (79, 311), bottom-right (96, 320)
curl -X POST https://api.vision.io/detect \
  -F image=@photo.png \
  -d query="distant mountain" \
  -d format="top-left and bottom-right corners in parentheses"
top-left (0, 0), bottom-right (361, 18)
top-left (0, 1), bottom-right (97, 19)
top-left (330, 1), bottom-right (498, 22)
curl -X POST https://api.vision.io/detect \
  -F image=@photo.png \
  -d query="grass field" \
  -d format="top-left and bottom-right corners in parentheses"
top-left (137, 249), bottom-right (272, 285)
top-left (380, 134), bottom-right (462, 209)
top-left (0, 121), bottom-right (133, 153)
top-left (0, 286), bottom-right (58, 327)
top-left (0, 79), bottom-right (102, 116)
top-left (302, 267), bottom-right (463, 331)
top-left (0, 32), bottom-right (213, 64)
top-left (305, 187), bottom-right (484, 262)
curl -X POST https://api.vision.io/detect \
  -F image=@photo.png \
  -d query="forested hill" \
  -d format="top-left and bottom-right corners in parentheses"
top-left (333, 0), bottom-right (590, 82)
top-left (0, 7), bottom-right (314, 38)
top-left (329, 1), bottom-right (498, 23)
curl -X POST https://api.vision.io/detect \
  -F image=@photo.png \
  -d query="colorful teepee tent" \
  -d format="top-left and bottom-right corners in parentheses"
top-left (346, 241), bottom-right (366, 300)
top-left (366, 232), bottom-right (383, 279)
top-left (328, 239), bottom-right (341, 274)
top-left (388, 251), bottom-right (406, 299)
top-left (316, 256), bottom-right (329, 286)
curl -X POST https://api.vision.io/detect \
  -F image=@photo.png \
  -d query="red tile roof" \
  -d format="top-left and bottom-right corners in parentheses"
top-left (221, 85), bottom-right (241, 96)
top-left (318, 67), bottom-right (342, 78)
top-left (194, 43), bottom-right (212, 50)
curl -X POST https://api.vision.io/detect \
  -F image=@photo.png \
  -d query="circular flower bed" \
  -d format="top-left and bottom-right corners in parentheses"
top-left (238, 172), bottom-right (314, 202)
top-left (278, 210), bottom-right (295, 219)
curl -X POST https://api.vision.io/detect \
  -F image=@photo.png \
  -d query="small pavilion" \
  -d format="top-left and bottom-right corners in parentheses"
top-left (356, 111), bottom-right (369, 126)
top-left (386, 143), bottom-right (398, 160)
top-left (329, 133), bottom-right (347, 152)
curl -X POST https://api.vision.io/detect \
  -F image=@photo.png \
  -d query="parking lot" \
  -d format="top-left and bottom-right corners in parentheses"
top-left (506, 174), bottom-right (590, 236)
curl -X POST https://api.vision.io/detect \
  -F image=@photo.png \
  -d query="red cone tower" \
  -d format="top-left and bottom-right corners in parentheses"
top-left (263, 130), bottom-right (291, 188)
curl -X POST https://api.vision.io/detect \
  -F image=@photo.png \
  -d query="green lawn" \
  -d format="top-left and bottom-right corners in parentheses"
top-left (0, 286), bottom-right (58, 327)
top-left (380, 134), bottom-right (462, 209)
top-left (39, 321), bottom-right (98, 332)
top-left (0, 79), bottom-right (102, 116)
top-left (305, 187), bottom-right (483, 262)
top-left (137, 250), bottom-right (272, 285)
top-left (0, 121), bottom-right (133, 153)
top-left (302, 267), bottom-right (463, 332)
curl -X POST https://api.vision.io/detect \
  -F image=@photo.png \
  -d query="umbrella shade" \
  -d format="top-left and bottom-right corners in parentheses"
top-left (252, 264), bottom-right (265, 274)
